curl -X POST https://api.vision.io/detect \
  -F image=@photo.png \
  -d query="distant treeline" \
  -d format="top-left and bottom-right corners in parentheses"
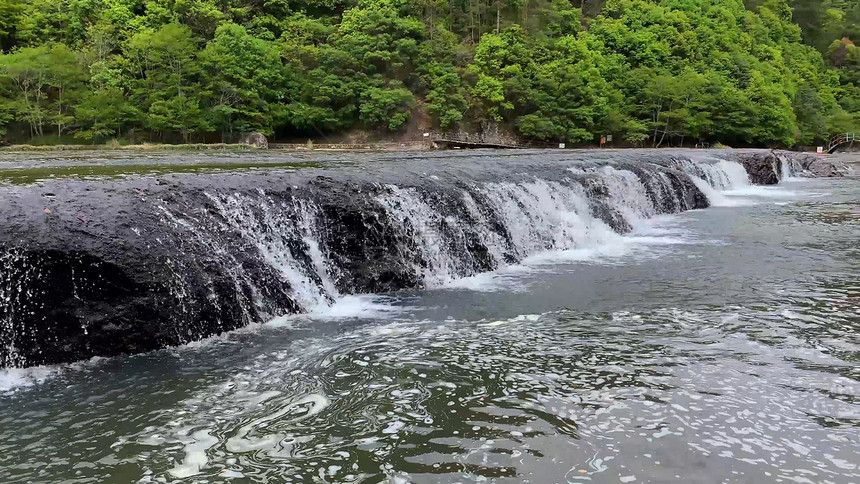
top-left (0, 0), bottom-right (857, 147)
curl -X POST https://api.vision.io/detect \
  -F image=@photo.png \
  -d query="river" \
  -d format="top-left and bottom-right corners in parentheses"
top-left (0, 151), bottom-right (858, 483)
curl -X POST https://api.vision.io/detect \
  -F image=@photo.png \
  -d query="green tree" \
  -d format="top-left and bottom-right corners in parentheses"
top-left (359, 83), bottom-right (416, 130)
top-left (147, 95), bottom-right (208, 141)
top-left (518, 37), bottom-right (611, 142)
top-left (45, 44), bottom-right (87, 136)
top-left (424, 62), bottom-right (468, 129)
top-left (469, 26), bottom-right (537, 124)
top-left (0, 0), bottom-right (847, 146)
top-left (0, 0), bottom-right (23, 50)
top-left (126, 23), bottom-right (206, 140)
top-left (75, 87), bottom-right (138, 140)
top-left (201, 23), bottom-right (285, 141)
top-left (0, 46), bottom-right (52, 137)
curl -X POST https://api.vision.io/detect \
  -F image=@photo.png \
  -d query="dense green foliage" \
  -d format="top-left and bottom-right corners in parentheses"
top-left (0, 0), bottom-right (855, 146)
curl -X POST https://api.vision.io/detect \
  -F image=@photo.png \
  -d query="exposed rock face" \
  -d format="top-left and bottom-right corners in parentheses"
top-left (729, 150), bottom-right (783, 184)
top-left (726, 150), bottom-right (850, 183)
top-left (0, 149), bottom-right (832, 368)
top-left (779, 152), bottom-right (850, 177)
top-left (242, 132), bottom-right (268, 149)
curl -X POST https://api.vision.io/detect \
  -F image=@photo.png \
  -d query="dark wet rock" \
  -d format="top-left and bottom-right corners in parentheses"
top-left (731, 150), bottom-right (783, 184)
top-left (242, 132), bottom-right (268, 149)
top-left (728, 150), bottom-right (848, 183)
top-left (0, 149), bottom-right (829, 368)
top-left (778, 151), bottom-right (849, 178)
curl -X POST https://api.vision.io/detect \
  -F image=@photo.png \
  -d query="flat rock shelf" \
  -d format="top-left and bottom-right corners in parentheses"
top-left (0, 149), bottom-right (847, 367)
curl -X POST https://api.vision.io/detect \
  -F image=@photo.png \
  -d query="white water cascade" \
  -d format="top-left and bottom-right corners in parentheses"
top-left (1, 151), bottom-right (784, 367)
top-left (148, 156), bottom-right (751, 317)
top-left (779, 154), bottom-right (805, 181)
top-left (675, 157), bottom-right (753, 206)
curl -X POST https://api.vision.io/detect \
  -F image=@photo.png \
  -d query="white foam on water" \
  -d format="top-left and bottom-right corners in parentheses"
top-left (442, 217), bottom-right (697, 292)
top-left (308, 295), bottom-right (405, 319)
top-left (623, 234), bottom-right (694, 246)
top-left (168, 391), bottom-right (330, 479)
top-left (224, 393), bottom-right (330, 454)
top-left (722, 186), bottom-right (799, 199)
top-left (168, 429), bottom-right (220, 479)
top-left (522, 230), bottom-right (692, 266)
top-left (522, 243), bottom-right (629, 266)
top-left (443, 264), bottom-right (535, 292)
top-left (481, 314), bottom-right (542, 327)
top-left (687, 175), bottom-right (753, 207)
top-left (267, 295), bottom-right (405, 326)
top-left (681, 157), bottom-right (802, 207)
top-left (0, 365), bottom-right (59, 392)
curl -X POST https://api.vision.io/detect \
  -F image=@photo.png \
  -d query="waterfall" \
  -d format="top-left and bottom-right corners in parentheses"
top-left (672, 156), bottom-right (753, 206)
top-left (0, 250), bottom-right (27, 368)
top-left (675, 157), bottom-right (750, 189)
top-left (0, 151), bottom-right (782, 367)
top-left (778, 154), bottom-right (804, 181)
top-left (123, 160), bottom-right (725, 310)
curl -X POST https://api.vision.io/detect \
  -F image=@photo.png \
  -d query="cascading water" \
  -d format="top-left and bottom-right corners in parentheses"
top-left (0, 151), bottom-right (794, 367)
top-left (777, 153), bottom-right (806, 181)
top-left (673, 156), bottom-right (752, 206)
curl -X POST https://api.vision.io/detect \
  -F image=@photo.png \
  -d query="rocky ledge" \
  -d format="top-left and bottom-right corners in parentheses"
top-left (0, 150), bottom-right (846, 368)
top-left (729, 150), bottom-right (850, 184)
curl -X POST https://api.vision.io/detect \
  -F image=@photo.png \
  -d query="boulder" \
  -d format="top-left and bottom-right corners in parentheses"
top-left (242, 132), bottom-right (268, 149)
top-left (801, 156), bottom-right (848, 177)
top-left (733, 151), bottom-right (781, 185)
top-left (774, 151), bottom-right (849, 178)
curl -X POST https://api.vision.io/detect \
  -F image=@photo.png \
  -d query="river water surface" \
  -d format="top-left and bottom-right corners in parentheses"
top-left (0, 155), bottom-right (858, 483)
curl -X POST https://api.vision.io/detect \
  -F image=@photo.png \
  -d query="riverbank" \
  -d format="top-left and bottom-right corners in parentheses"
top-left (1, 142), bottom-right (256, 151)
top-left (0, 141), bottom-right (435, 152)
top-left (0, 147), bottom-right (851, 187)
top-left (5, 140), bottom-right (857, 154)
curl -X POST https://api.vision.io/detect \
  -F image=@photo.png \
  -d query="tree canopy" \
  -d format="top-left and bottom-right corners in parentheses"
top-left (0, 0), bottom-right (855, 146)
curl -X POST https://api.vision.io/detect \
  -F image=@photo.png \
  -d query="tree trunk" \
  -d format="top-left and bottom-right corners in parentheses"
top-left (657, 116), bottom-right (671, 148)
top-left (57, 88), bottom-right (64, 137)
top-left (651, 102), bottom-right (662, 147)
top-left (652, 114), bottom-right (660, 147)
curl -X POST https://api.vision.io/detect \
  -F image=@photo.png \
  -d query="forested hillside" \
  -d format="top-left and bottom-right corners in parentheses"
top-left (0, 0), bottom-right (856, 147)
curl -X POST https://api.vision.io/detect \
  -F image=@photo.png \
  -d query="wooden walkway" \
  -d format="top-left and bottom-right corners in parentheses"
top-left (828, 133), bottom-right (857, 153)
top-left (433, 138), bottom-right (519, 149)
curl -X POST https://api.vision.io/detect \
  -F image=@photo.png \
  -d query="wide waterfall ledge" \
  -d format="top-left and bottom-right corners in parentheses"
top-left (0, 149), bottom-right (848, 368)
